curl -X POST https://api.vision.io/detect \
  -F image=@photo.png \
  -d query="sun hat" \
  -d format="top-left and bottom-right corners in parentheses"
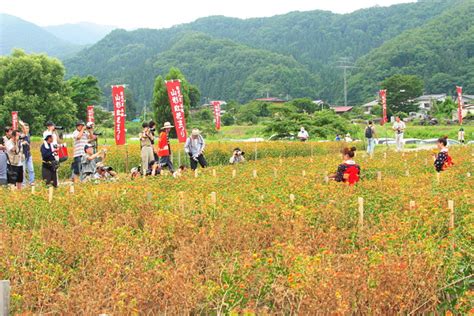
top-left (191, 128), bottom-right (201, 136)
top-left (161, 122), bottom-right (174, 130)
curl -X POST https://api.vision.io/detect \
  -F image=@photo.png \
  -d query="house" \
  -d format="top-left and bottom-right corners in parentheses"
top-left (452, 104), bottom-right (474, 121)
top-left (362, 100), bottom-right (379, 114)
top-left (331, 106), bottom-right (353, 114)
top-left (255, 97), bottom-right (286, 104)
top-left (456, 94), bottom-right (474, 105)
top-left (416, 94), bottom-right (446, 115)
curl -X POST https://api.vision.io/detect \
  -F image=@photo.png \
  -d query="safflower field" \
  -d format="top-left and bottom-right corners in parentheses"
top-left (0, 142), bottom-right (473, 314)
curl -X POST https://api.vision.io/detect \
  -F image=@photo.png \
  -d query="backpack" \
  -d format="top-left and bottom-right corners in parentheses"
top-left (343, 164), bottom-right (360, 185)
top-left (442, 154), bottom-right (454, 171)
top-left (365, 126), bottom-right (373, 138)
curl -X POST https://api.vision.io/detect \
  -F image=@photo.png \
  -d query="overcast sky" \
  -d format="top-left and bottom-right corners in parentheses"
top-left (2, 0), bottom-right (416, 29)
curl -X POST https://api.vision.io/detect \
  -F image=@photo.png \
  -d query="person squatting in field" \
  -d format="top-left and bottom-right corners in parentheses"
top-left (184, 128), bottom-right (207, 171)
top-left (330, 146), bottom-right (361, 185)
top-left (433, 136), bottom-right (454, 173)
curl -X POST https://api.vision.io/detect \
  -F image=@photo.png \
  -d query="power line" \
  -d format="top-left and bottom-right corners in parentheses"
top-left (337, 57), bottom-right (356, 106)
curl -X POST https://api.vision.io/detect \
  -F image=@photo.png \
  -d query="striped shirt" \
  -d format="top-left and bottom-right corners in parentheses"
top-left (73, 130), bottom-right (90, 158)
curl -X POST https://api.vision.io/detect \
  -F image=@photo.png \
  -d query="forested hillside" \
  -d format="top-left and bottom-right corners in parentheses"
top-left (64, 0), bottom-right (470, 109)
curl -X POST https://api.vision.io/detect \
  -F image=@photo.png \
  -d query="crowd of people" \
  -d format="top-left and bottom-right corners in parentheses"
top-left (0, 117), bottom-right (463, 189)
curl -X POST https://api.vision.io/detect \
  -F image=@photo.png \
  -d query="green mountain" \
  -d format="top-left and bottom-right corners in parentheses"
top-left (64, 0), bottom-right (469, 108)
top-left (44, 22), bottom-right (117, 45)
top-left (349, 0), bottom-right (474, 103)
top-left (0, 14), bottom-right (82, 58)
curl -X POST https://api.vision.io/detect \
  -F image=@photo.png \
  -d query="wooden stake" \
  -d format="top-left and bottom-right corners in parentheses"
top-left (409, 200), bottom-right (415, 210)
top-left (279, 158), bottom-right (283, 166)
top-left (448, 200), bottom-right (454, 230)
top-left (48, 186), bottom-right (54, 203)
top-left (289, 194), bottom-right (295, 204)
top-left (302, 170), bottom-right (306, 177)
top-left (253, 170), bottom-right (257, 178)
top-left (69, 184), bottom-right (75, 194)
top-left (310, 158), bottom-right (314, 163)
top-left (467, 172), bottom-right (471, 178)
top-left (232, 169), bottom-right (236, 178)
top-left (436, 172), bottom-right (440, 184)
top-left (324, 176), bottom-right (329, 184)
top-left (212, 169), bottom-right (216, 177)
top-left (383, 152), bottom-right (387, 160)
top-left (273, 168), bottom-right (278, 178)
top-left (194, 169), bottom-right (198, 178)
top-left (377, 171), bottom-right (382, 182)
top-left (178, 191), bottom-right (185, 212)
top-left (358, 197), bottom-right (364, 228)
top-left (405, 170), bottom-right (410, 176)
top-left (31, 185), bottom-right (35, 194)
top-left (210, 192), bottom-right (217, 205)
top-left (0, 280), bottom-right (10, 316)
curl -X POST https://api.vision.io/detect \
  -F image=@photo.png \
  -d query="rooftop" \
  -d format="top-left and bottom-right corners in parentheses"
top-left (331, 106), bottom-right (353, 113)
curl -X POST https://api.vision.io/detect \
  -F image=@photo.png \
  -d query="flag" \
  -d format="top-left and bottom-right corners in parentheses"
top-left (87, 105), bottom-right (95, 124)
top-left (379, 90), bottom-right (387, 125)
top-left (11, 111), bottom-right (18, 130)
top-left (165, 80), bottom-right (187, 143)
top-left (112, 85), bottom-right (126, 145)
top-left (456, 86), bottom-right (463, 125)
top-left (211, 101), bottom-right (222, 130)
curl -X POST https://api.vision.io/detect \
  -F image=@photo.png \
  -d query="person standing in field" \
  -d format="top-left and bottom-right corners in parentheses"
top-left (392, 116), bottom-right (406, 152)
top-left (157, 122), bottom-right (175, 174)
top-left (72, 121), bottom-right (96, 182)
top-left (184, 128), bottom-right (207, 170)
top-left (19, 121), bottom-right (34, 186)
top-left (5, 130), bottom-right (24, 190)
top-left (433, 136), bottom-right (453, 173)
top-left (365, 121), bottom-right (377, 157)
top-left (458, 127), bottom-right (465, 144)
top-left (0, 137), bottom-right (7, 187)
top-left (330, 146), bottom-right (361, 185)
top-left (41, 134), bottom-right (59, 187)
top-left (297, 127), bottom-right (309, 142)
top-left (139, 122), bottom-right (155, 176)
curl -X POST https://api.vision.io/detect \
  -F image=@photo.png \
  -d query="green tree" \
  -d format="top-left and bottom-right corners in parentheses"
top-left (0, 50), bottom-right (76, 133)
top-left (151, 68), bottom-right (192, 136)
top-left (289, 98), bottom-right (318, 113)
top-left (188, 84), bottom-right (201, 108)
top-left (431, 97), bottom-right (457, 118)
top-left (124, 87), bottom-right (138, 120)
top-left (381, 74), bottom-right (423, 116)
top-left (68, 75), bottom-right (102, 122)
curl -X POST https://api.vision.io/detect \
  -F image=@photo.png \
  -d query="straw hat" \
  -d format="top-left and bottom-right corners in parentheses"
top-left (191, 128), bottom-right (201, 136)
top-left (161, 122), bottom-right (174, 130)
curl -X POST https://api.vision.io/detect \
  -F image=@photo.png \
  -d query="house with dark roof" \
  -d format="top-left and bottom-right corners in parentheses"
top-left (331, 106), bottom-right (353, 114)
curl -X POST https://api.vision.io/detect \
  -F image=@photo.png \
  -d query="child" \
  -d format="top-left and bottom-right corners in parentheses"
top-left (330, 147), bottom-right (360, 185)
top-left (433, 136), bottom-right (453, 172)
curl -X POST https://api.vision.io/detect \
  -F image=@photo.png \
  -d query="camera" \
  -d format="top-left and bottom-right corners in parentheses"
top-left (93, 131), bottom-right (102, 136)
top-left (18, 136), bottom-right (26, 141)
top-left (55, 126), bottom-right (64, 130)
top-left (150, 128), bottom-right (156, 132)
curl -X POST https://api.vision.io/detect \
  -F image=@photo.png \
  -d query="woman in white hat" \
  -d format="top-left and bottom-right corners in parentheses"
top-left (157, 122), bottom-right (175, 173)
top-left (184, 128), bottom-right (207, 170)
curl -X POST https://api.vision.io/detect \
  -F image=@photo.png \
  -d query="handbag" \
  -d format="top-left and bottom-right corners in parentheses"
top-left (5, 154), bottom-right (18, 183)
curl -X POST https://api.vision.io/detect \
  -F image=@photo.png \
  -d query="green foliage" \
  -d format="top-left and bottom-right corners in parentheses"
top-left (68, 75), bottom-right (102, 122)
top-left (0, 50), bottom-right (77, 133)
top-left (381, 74), bottom-right (424, 116)
top-left (288, 98), bottom-right (318, 114)
top-left (431, 97), bottom-right (457, 118)
top-left (221, 113), bottom-right (235, 126)
top-left (264, 110), bottom-right (359, 139)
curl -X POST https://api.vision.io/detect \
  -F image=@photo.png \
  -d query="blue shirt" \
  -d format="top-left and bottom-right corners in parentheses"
top-left (41, 143), bottom-right (56, 162)
top-left (0, 150), bottom-right (7, 180)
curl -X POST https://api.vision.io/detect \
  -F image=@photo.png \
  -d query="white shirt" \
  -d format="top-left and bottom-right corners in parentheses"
top-left (393, 121), bottom-right (406, 134)
top-left (298, 130), bottom-right (309, 139)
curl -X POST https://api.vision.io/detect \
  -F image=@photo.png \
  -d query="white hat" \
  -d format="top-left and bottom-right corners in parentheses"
top-left (161, 122), bottom-right (174, 130)
top-left (191, 128), bottom-right (201, 136)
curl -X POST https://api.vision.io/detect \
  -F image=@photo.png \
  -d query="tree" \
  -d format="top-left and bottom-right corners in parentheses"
top-left (188, 84), bottom-right (201, 108)
top-left (0, 50), bottom-right (77, 133)
top-left (381, 74), bottom-right (423, 116)
top-left (431, 97), bottom-right (457, 118)
top-left (151, 68), bottom-right (192, 136)
top-left (289, 98), bottom-right (318, 113)
top-left (68, 75), bottom-right (102, 122)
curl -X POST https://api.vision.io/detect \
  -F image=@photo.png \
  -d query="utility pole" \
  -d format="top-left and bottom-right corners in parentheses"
top-left (337, 57), bottom-right (356, 107)
top-left (143, 100), bottom-right (147, 122)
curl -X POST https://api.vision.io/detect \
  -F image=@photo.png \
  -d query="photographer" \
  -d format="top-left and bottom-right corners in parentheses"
top-left (149, 121), bottom-right (159, 161)
top-left (392, 116), bottom-right (406, 152)
top-left (5, 130), bottom-right (24, 190)
top-left (72, 121), bottom-right (96, 182)
top-left (229, 147), bottom-right (245, 164)
top-left (0, 137), bottom-right (7, 186)
top-left (157, 122), bottom-right (175, 174)
top-left (43, 121), bottom-right (60, 147)
top-left (184, 128), bottom-right (207, 170)
top-left (86, 122), bottom-right (100, 152)
top-left (139, 122), bottom-right (155, 176)
top-left (19, 121), bottom-right (35, 186)
top-left (41, 134), bottom-right (59, 187)
top-left (80, 144), bottom-right (106, 182)
top-left (94, 163), bottom-right (117, 180)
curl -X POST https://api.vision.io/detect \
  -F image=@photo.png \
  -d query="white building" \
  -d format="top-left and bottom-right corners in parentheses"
top-left (361, 100), bottom-right (379, 114)
top-left (415, 94), bottom-right (446, 115)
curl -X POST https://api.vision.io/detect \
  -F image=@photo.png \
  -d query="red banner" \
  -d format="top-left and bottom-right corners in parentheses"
top-left (456, 86), bottom-right (463, 125)
top-left (211, 101), bottom-right (221, 130)
top-left (11, 111), bottom-right (18, 130)
top-left (165, 80), bottom-right (187, 143)
top-left (112, 85), bottom-right (126, 145)
top-left (87, 105), bottom-right (95, 123)
top-left (379, 90), bottom-right (387, 125)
